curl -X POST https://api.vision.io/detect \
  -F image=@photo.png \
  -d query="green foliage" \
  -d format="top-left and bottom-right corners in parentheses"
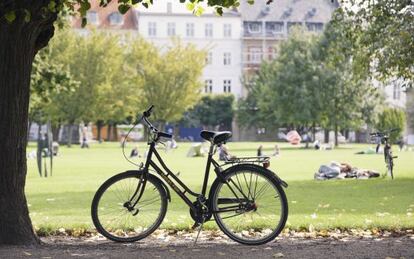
top-left (316, 19), bottom-right (381, 135)
top-left (30, 29), bottom-right (206, 128)
top-left (239, 23), bottom-right (382, 145)
top-left (125, 38), bottom-right (205, 125)
top-left (338, 0), bottom-right (414, 81)
top-left (182, 95), bottom-right (234, 129)
top-left (30, 45), bottom-right (79, 124)
top-left (259, 27), bottom-right (322, 129)
top-left (376, 108), bottom-right (406, 142)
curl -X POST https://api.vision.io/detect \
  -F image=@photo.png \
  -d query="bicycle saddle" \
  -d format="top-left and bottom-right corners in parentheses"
top-left (200, 130), bottom-right (232, 145)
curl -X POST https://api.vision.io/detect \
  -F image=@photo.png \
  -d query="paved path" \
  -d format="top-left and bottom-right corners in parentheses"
top-left (1, 236), bottom-right (414, 259)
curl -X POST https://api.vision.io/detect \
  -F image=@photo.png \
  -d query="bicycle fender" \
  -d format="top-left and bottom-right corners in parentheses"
top-left (124, 170), bottom-right (171, 202)
top-left (220, 164), bottom-right (288, 188)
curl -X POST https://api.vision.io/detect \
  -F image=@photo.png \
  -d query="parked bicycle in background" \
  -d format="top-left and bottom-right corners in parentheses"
top-left (370, 129), bottom-right (399, 179)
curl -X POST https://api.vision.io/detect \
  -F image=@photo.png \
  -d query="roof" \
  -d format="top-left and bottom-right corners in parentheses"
top-left (71, 0), bottom-right (138, 30)
top-left (240, 0), bottom-right (339, 23)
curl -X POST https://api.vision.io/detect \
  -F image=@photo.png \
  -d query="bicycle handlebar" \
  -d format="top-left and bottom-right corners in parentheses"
top-left (141, 105), bottom-right (173, 140)
top-left (143, 105), bottom-right (154, 118)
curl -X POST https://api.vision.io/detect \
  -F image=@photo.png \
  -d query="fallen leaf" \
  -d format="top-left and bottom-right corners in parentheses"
top-left (273, 253), bottom-right (284, 258)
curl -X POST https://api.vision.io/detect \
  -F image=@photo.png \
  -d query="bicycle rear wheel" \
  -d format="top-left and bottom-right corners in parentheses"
top-left (210, 165), bottom-right (288, 245)
top-left (91, 171), bottom-right (168, 242)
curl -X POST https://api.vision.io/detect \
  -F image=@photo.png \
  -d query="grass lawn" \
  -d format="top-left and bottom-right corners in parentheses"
top-left (26, 141), bottom-right (414, 233)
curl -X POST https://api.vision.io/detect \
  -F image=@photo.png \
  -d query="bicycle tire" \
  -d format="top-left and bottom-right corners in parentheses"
top-left (91, 171), bottom-right (168, 242)
top-left (209, 164), bottom-right (288, 245)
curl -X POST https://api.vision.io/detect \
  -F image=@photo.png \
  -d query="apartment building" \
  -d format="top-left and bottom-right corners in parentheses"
top-left (240, 0), bottom-right (338, 75)
top-left (135, 1), bottom-right (243, 98)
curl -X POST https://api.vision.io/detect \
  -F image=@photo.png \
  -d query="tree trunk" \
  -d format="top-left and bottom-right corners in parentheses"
top-left (96, 120), bottom-right (104, 143)
top-left (0, 13), bottom-right (56, 244)
top-left (67, 124), bottom-right (73, 147)
top-left (113, 123), bottom-right (118, 141)
top-left (324, 129), bottom-right (329, 143)
top-left (334, 123), bottom-right (339, 147)
top-left (106, 124), bottom-right (112, 141)
top-left (312, 122), bottom-right (316, 142)
top-left (51, 123), bottom-right (60, 142)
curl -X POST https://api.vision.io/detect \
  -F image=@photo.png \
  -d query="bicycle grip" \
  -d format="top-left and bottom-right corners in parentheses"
top-left (143, 105), bottom-right (154, 118)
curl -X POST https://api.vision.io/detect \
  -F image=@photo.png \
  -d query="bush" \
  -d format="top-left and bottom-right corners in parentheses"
top-left (376, 108), bottom-right (406, 142)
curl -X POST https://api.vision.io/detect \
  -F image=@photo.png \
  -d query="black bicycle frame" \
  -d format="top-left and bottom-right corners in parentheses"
top-left (139, 142), bottom-right (217, 213)
top-left (133, 142), bottom-right (250, 214)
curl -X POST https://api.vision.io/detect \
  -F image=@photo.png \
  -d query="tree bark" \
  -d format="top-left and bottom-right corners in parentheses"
top-left (334, 123), bottom-right (339, 147)
top-left (324, 129), bottom-right (329, 143)
top-left (67, 124), bottom-right (73, 147)
top-left (51, 123), bottom-right (60, 142)
top-left (96, 120), bottom-right (104, 143)
top-left (0, 20), bottom-right (37, 246)
top-left (106, 123), bottom-right (112, 141)
top-left (113, 123), bottom-right (118, 141)
top-left (0, 2), bottom-right (58, 245)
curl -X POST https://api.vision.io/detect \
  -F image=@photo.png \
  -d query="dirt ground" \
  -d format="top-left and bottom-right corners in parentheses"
top-left (0, 235), bottom-right (414, 259)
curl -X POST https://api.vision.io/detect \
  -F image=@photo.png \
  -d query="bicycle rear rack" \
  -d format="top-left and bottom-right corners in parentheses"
top-left (221, 156), bottom-right (270, 166)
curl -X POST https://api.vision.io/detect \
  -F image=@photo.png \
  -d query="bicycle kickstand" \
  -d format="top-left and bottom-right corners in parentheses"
top-left (193, 217), bottom-right (205, 246)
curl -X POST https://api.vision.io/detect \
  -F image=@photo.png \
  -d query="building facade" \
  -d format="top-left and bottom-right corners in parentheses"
top-left (135, 1), bottom-right (244, 98)
top-left (240, 0), bottom-right (338, 76)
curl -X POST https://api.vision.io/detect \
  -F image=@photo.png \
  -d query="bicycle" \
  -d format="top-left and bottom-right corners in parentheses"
top-left (370, 129), bottom-right (399, 179)
top-left (91, 105), bottom-right (288, 245)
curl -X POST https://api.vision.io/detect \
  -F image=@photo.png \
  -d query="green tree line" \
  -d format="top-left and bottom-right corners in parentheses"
top-left (30, 29), bottom-right (206, 145)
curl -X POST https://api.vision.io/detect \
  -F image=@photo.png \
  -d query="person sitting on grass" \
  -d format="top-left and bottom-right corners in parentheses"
top-left (272, 144), bottom-right (280, 156)
top-left (130, 146), bottom-right (139, 158)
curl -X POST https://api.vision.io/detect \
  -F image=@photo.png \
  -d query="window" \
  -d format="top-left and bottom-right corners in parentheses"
top-left (393, 85), bottom-right (401, 100)
top-left (249, 47), bottom-right (262, 63)
top-left (223, 52), bottom-right (231, 65)
top-left (247, 22), bottom-right (262, 34)
top-left (205, 23), bottom-right (213, 38)
top-left (167, 2), bottom-right (172, 13)
top-left (223, 80), bottom-right (231, 93)
top-left (223, 24), bottom-right (232, 37)
top-left (266, 22), bottom-right (283, 35)
top-left (306, 22), bottom-right (324, 32)
top-left (108, 12), bottom-right (123, 25)
top-left (205, 79), bottom-right (213, 93)
top-left (167, 22), bottom-right (176, 36)
top-left (148, 22), bottom-right (157, 36)
top-left (87, 11), bottom-right (99, 25)
top-left (206, 51), bottom-right (213, 65)
top-left (186, 23), bottom-right (194, 37)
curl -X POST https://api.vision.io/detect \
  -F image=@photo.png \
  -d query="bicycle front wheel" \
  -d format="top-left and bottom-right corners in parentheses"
top-left (91, 171), bottom-right (168, 242)
top-left (211, 165), bottom-right (288, 245)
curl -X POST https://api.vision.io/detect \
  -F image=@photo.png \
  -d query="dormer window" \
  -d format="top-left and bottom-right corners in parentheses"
top-left (247, 22), bottom-right (262, 34)
top-left (87, 11), bottom-right (99, 25)
top-left (109, 12), bottom-right (123, 26)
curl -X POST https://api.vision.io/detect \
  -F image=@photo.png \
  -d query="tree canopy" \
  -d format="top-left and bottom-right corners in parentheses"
top-left (338, 0), bottom-right (414, 81)
top-left (238, 24), bottom-right (382, 145)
